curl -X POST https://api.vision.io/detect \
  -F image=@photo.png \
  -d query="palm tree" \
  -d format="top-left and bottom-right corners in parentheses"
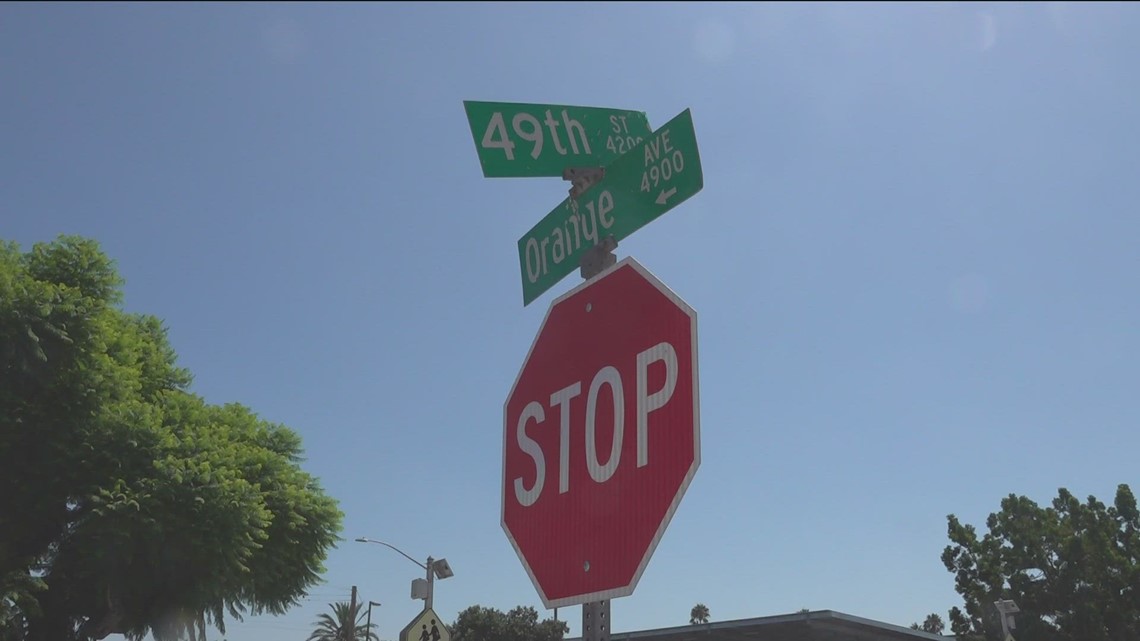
top-left (689, 603), bottom-right (710, 625)
top-left (909, 613), bottom-right (944, 635)
top-left (307, 601), bottom-right (378, 641)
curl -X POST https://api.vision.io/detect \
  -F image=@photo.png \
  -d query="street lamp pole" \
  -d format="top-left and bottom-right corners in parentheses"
top-left (354, 537), bottom-right (428, 571)
top-left (366, 601), bottom-right (381, 638)
top-left (355, 537), bottom-right (454, 613)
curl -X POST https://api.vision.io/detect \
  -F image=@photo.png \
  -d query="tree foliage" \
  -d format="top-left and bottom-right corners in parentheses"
top-left (942, 484), bottom-right (1140, 641)
top-left (450, 605), bottom-right (566, 641)
top-left (689, 603), bottom-right (709, 625)
top-left (306, 601), bottom-right (376, 641)
top-left (909, 613), bottom-right (944, 635)
top-left (0, 236), bottom-right (343, 640)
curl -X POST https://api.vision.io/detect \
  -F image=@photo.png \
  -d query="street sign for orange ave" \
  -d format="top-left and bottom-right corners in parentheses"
top-left (517, 109), bottom-right (703, 306)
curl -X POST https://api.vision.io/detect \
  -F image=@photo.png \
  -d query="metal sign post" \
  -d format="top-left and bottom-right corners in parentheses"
top-left (582, 600), bottom-right (611, 641)
top-left (571, 173), bottom-right (616, 641)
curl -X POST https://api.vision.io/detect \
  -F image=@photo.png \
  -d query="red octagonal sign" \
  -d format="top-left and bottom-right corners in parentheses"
top-left (502, 257), bottom-right (700, 608)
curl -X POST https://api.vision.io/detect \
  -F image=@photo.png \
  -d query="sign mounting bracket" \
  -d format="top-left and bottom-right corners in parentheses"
top-left (563, 166), bottom-right (606, 200)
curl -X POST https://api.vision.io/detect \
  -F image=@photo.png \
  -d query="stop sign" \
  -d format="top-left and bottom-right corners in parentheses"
top-left (502, 257), bottom-right (700, 608)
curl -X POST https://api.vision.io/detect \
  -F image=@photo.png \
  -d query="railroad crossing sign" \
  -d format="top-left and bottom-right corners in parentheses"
top-left (502, 257), bottom-right (700, 608)
top-left (517, 108), bottom-right (703, 305)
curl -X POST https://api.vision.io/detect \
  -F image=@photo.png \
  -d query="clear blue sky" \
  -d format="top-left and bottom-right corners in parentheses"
top-left (4, 2), bottom-right (1139, 640)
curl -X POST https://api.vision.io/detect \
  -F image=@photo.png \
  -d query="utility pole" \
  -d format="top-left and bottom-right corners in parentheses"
top-left (349, 585), bottom-right (358, 641)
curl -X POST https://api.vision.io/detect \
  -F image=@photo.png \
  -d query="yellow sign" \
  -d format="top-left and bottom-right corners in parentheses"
top-left (399, 608), bottom-right (451, 641)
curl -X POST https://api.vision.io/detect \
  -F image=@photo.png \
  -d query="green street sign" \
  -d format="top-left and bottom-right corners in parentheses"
top-left (464, 100), bottom-right (651, 178)
top-left (517, 108), bottom-right (703, 306)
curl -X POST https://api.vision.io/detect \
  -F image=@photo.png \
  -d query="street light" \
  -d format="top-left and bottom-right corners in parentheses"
top-left (355, 537), bottom-right (454, 610)
top-left (366, 601), bottom-right (381, 638)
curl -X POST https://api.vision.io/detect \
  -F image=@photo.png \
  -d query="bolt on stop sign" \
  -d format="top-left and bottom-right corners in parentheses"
top-left (502, 257), bottom-right (700, 608)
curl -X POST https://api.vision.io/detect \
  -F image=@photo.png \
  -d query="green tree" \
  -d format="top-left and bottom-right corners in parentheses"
top-left (0, 236), bottom-right (343, 641)
top-left (689, 603), bottom-right (709, 624)
top-left (909, 613), bottom-right (944, 635)
top-left (306, 601), bottom-right (376, 641)
top-left (942, 484), bottom-right (1140, 641)
top-left (0, 570), bottom-right (43, 641)
top-left (451, 605), bottom-right (566, 641)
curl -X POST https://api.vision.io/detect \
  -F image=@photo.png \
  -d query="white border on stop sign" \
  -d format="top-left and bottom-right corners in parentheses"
top-left (500, 255), bottom-right (702, 609)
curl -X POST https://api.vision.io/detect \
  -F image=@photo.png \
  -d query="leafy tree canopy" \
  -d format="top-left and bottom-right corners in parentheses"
top-left (942, 484), bottom-right (1140, 641)
top-left (0, 236), bottom-right (343, 641)
top-left (450, 605), bottom-right (566, 641)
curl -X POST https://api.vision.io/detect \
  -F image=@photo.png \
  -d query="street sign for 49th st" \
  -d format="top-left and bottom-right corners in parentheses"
top-left (517, 108), bottom-right (703, 306)
top-left (464, 100), bottom-right (651, 178)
